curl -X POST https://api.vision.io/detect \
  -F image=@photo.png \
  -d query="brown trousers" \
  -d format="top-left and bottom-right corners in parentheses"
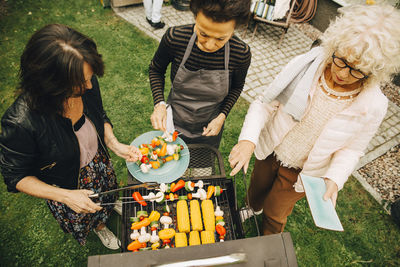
top-left (247, 154), bottom-right (305, 235)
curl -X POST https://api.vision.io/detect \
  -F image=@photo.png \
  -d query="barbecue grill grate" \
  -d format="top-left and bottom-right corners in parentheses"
top-left (121, 177), bottom-right (243, 252)
top-left (182, 144), bottom-right (225, 179)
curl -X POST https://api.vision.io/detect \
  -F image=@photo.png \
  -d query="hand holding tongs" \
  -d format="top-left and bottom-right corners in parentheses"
top-left (89, 182), bottom-right (159, 198)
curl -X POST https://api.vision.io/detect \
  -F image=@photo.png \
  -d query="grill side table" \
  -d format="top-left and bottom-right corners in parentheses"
top-left (88, 232), bottom-right (298, 267)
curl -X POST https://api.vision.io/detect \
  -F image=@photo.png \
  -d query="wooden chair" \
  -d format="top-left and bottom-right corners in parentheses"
top-left (245, 0), bottom-right (297, 46)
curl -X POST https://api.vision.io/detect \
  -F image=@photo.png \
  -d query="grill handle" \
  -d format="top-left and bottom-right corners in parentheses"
top-left (153, 253), bottom-right (246, 267)
top-left (233, 169), bottom-right (261, 236)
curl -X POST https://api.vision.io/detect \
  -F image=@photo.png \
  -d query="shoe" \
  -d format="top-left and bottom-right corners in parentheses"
top-left (146, 17), bottom-right (165, 29)
top-left (151, 21), bottom-right (165, 29)
top-left (94, 226), bottom-right (120, 250)
top-left (239, 207), bottom-right (263, 223)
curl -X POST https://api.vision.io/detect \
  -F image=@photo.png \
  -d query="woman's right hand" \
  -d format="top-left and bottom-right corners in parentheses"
top-left (229, 140), bottom-right (256, 176)
top-left (62, 189), bottom-right (103, 214)
top-left (150, 103), bottom-right (167, 132)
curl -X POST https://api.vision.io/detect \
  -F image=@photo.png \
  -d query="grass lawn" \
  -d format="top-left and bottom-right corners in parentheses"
top-left (1, 0), bottom-right (400, 266)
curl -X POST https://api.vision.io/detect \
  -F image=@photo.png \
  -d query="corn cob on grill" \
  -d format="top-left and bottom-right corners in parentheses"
top-left (190, 200), bottom-right (203, 231)
top-left (201, 199), bottom-right (215, 232)
top-left (177, 200), bottom-right (190, 233)
top-left (175, 232), bottom-right (188, 247)
top-left (189, 231), bottom-right (201, 246)
top-left (201, 230), bottom-right (215, 244)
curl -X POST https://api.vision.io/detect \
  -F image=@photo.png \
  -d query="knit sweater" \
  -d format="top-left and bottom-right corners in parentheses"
top-left (148, 24), bottom-right (251, 116)
top-left (274, 84), bottom-right (353, 169)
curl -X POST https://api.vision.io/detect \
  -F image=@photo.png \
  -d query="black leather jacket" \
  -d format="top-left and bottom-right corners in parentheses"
top-left (0, 76), bottom-right (112, 192)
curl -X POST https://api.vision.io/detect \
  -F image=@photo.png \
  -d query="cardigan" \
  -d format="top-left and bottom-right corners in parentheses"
top-left (239, 50), bottom-right (388, 191)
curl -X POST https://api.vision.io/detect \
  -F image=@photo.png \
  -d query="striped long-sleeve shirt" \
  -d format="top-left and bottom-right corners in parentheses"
top-left (149, 24), bottom-right (251, 117)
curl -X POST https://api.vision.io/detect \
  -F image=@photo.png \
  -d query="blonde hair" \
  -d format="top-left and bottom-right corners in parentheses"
top-left (321, 4), bottom-right (400, 84)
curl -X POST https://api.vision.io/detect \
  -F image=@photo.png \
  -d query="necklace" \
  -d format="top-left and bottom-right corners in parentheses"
top-left (320, 72), bottom-right (361, 100)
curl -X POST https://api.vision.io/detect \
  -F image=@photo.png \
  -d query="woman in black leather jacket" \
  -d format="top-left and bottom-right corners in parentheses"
top-left (0, 24), bottom-right (141, 249)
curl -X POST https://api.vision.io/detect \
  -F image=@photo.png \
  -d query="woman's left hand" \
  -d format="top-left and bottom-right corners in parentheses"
top-left (111, 142), bottom-right (142, 162)
top-left (323, 178), bottom-right (338, 207)
top-left (202, 113), bottom-right (226, 136)
top-left (103, 123), bottom-right (141, 162)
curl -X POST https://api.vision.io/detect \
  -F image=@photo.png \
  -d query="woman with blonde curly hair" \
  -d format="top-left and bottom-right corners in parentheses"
top-left (228, 4), bottom-right (400, 235)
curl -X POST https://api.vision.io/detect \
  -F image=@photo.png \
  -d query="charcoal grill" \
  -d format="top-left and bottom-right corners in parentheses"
top-left (122, 144), bottom-right (244, 251)
top-left (121, 177), bottom-right (243, 251)
top-left (88, 144), bottom-right (298, 266)
top-left (121, 144), bottom-right (258, 251)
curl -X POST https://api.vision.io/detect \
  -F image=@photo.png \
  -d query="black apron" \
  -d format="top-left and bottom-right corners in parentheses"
top-left (167, 32), bottom-right (230, 148)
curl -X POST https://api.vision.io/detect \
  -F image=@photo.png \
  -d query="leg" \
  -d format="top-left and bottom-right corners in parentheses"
top-left (251, 22), bottom-right (259, 41)
top-left (247, 154), bottom-right (280, 212)
top-left (262, 164), bottom-right (304, 235)
top-left (151, 0), bottom-right (164, 23)
top-left (278, 27), bottom-right (288, 47)
top-left (242, 23), bottom-right (248, 39)
top-left (142, 0), bottom-right (153, 21)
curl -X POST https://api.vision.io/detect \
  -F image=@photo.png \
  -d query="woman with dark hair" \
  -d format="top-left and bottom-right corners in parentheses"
top-left (0, 24), bottom-right (141, 249)
top-left (149, 0), bottom-right (252, 148)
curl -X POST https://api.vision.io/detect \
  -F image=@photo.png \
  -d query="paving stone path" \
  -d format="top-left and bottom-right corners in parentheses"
top-left (113, 4), bottom-right (400, 208)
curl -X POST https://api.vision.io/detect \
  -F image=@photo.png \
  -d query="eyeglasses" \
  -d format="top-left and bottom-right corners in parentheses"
top-left (332, 53), bottom-right (368, 79)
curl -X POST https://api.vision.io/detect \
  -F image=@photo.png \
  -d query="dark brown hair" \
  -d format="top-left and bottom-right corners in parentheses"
top-left (190, 0), bottom-right (251, 27)
top-left (19, 24), bottom-right (104, 115)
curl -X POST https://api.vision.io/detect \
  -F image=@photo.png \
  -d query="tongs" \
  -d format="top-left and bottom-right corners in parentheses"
top-left (89, 182), bottom-right (159, 198)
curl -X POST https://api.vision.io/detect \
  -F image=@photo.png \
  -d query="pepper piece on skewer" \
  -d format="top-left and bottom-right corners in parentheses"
top-left (132, 192), bottom-right (147, 206)
top-left (172, 131), bottom-right (179, 141)
top-left (171, 179), bottom-right (185, 192)
top-left (131, 217), bottom-right (150, 230)
top-left (127, 240), bottom-right (144, 252)
top-left (216, 224), bottom-right (226, 242)
top-left (206, 186), bottom-right (215, 199)
top-left (151, 242), bottom-right (160, 250)
top-left (148, 210), bottom-right (160, 222)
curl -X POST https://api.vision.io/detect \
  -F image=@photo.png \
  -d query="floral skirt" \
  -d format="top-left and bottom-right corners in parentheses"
top-left (46, 148), bottom-right (117, 245)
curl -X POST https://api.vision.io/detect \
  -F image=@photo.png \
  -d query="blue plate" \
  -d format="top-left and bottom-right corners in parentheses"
top-left (126, 131), bottom-right (190, 184)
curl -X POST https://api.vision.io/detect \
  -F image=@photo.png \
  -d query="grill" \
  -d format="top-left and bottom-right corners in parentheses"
top-left (121, 144), bottom-right (244, 252)
top-left (88, 144), bottom-right (298, 266)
